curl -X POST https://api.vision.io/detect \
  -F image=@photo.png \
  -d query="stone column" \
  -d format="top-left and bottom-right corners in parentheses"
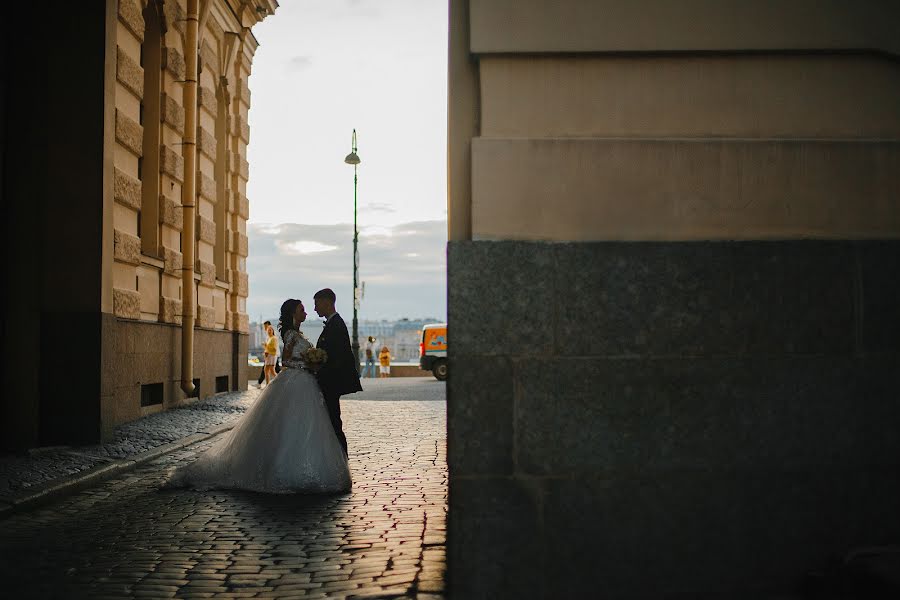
top-left (447, 1), bottom-right (900, 597)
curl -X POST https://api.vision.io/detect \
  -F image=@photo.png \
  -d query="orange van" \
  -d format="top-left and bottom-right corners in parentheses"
top-left (419, 323), bottom-right (447, 381)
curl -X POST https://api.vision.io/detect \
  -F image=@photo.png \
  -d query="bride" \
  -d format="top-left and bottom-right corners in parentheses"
top-left (164, 298), bottom-right (352, 494)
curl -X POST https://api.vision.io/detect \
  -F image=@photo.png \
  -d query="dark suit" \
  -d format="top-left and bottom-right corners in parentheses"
top-left (316, 313), bottom-right (362, 454)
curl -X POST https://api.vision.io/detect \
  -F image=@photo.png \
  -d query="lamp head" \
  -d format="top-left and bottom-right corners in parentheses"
top-left (344, 152), bottom-right (361, 165)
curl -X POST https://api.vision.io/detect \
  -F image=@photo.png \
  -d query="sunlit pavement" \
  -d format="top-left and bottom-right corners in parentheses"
top-left (0, 379), bottom-right (446, 599)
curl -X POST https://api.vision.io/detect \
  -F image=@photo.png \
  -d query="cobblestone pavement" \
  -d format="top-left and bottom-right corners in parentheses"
top-left (343, 378), bottom-right (446, 402)
top-left (0, 390), bottom-right (260, 496)
top-left (0, 382), bottom-right (446, 599)
top-left (0, 378), bottom-right (445, 497)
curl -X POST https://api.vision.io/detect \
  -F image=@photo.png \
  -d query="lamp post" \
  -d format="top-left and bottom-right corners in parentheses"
top-left (344, 129), bottom-right (361, 373)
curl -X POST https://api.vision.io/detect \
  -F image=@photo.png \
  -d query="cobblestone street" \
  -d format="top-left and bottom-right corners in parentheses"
top-left (0, 380), bottom-right (447, 599)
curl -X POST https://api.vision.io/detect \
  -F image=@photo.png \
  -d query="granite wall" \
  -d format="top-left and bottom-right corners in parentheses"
top-left (447, 239), bottom-right (900, 598)
top-left (102, 319), bottom-right (248, 437)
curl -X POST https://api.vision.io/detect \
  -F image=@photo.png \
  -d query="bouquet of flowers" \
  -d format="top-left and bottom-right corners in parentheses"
top-left (302, 347), bottom-right (328, 369)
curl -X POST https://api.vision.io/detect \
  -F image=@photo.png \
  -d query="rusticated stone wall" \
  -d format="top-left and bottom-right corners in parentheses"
top-left (112, 0), bottom-right (256, 333)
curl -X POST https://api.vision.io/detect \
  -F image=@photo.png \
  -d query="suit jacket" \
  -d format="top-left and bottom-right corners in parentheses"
top-left (316, 313), bottom-right (363, 397)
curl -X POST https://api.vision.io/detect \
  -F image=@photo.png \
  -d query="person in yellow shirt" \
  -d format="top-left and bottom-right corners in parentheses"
top-left (378, 346), bottom-right (391, 378)
top-left (263, 325), bottom-right (279, 386)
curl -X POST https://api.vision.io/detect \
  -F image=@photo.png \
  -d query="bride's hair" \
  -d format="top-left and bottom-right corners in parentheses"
top-left (278, 298), bottom-right (302, 343)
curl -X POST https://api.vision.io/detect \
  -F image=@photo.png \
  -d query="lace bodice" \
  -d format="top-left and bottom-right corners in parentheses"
top-left (281, 328), bottom-right (313, 369)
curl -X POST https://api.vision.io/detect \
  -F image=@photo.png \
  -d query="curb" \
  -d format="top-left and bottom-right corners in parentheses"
top-left (0, 421), bottom-right (237, 520)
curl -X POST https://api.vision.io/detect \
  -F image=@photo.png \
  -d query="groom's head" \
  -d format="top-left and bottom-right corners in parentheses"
top-left (313, 288), bottom-right (337, 318)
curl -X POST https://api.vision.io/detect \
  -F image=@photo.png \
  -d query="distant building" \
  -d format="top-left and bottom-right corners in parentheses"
top-left (250, 316), bottom-right (446, 361)
top-left (355, 318), bottom-right (442, 362)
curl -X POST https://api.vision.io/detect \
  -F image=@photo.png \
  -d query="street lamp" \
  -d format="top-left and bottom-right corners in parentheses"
top-left (344, 129), bottom-right (361, 373)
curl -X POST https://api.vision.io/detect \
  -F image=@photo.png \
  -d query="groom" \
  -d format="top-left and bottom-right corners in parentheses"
top-left (313, 288), bottom-right (362, 456)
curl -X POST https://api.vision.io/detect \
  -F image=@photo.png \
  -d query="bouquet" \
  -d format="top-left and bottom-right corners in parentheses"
top-left (302, 347), bottom-right (328, 369)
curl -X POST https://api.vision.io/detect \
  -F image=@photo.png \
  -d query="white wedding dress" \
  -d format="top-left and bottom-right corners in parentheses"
top-left (164, 329), bottom-right (352, 494)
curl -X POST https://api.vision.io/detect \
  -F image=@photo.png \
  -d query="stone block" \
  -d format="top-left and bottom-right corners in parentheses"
top-left (196, 214), bottom-right (216, 244)
top-left (117, 0), bottom-right (144, 42)
top-left (200, 40), bottom-right (217, 73)
top-left (116, 45), bottom-right (143, 98)
top-left (239, 194), bottom-right (249, 219)
top-left (447, 355), bottom-right (514, 476)
top-left (159, 144), bottom-right (184, 182)
top-left (514, 355), bottom-right (900, 476)
top-left (448, 477), bottom-right (543, 599)
top-left (233, 270), bottom-right (249, 297)
top-left (160, 296), bottom-right (182, 324)
top-left (113, 229), bottom-right (141, 265)
top-left (233, 115), bottom-right (250, 143)
top-left (114, 167), bottom-right (141, 211)
top-left (225, 310), bottom-right (235, 331)
top-left (471, 138), bottom-right (900, 242)
top-left (232, 231), bottom-right (249, 257)
top-left (230, 192), bottom-right (249, 219)
top-left (198, 85), bottom-right (217, 115)
top-left (135, 351), bottom-right (167, 381)
top-left (197, 260), bottom-right (216, 286)
top-left (230, 152), bottom-right (249, 180)
top-left (207, 16), bottom-right (224, 42)
top-left (541, 474), bottom-right (745, 597)
top-left (115, 109), bottom-right (143, 157)
top-left (113, 287), bottom-right (140, 320)
top-left (114, 385), bottom-right (140, 425)
top-left (159, 195), bottom-right (183, 230)
top-left (163, 47), bottom-right (185, 81)
top-left (240, 81), bottom-right (251, 106)
top-left (448, 241), bottom-right (554, 356)
top-left (163, 0), bottom-right (186, 36)
top-left (197, 304), bottom-right (216, 329)
top-left (553, 241), bottom-right (856, 358)
top-left (163, 247), bottom-right (182, 276)
top-left (161, 92), bottom-right (185, 135)
top-left (197, 126), bottom-right (217, 160)
top-left (541, 470), bottom-right (900, 597)
top-left (197, 171), bottom-right (216, 202)
top-left (859, 241), bottom-right (900, 353)
top-left (235, 313), bottom-right (250, 333)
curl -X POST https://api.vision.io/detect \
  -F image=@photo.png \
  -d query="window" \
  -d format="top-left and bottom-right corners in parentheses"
top-left (140, 1), bottom-right (162, 257)
top-left (216, 375), bottom-right (229, 393)
top-left (140, 383), bottom-right (163, 407)
top-left (214, 85), bottom-right (228, 281)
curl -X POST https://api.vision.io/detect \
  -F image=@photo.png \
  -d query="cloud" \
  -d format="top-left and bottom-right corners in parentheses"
top-left (363, 202), bottom-right (397, 214)
top-left (247, 220), bottom-right (447, 321)
top-left (277, 240), bottom-right (339, 255)
top-left (286, 55), bottom-right (313, 71)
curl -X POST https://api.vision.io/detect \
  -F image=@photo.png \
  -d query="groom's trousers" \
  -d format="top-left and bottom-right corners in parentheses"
top-left (323, 392), bottom-right (348, 455)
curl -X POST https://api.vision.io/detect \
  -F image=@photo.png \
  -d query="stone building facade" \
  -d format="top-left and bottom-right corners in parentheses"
top-left (1, 0), bottom-right (275, 450)
top-left (446, 1), bottom-right (900, 598)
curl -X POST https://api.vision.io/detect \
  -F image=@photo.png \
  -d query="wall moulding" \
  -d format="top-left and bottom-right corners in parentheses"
top-left (471, 137), bottom-right (900, 242)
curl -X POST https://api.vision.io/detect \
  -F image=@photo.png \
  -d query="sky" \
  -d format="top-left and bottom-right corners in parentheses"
top-left (245, 0), bottom-right (448, 322)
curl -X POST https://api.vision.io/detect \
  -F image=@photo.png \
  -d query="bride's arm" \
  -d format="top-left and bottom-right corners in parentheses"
top-left (282, 330), bottom-right (298, 361)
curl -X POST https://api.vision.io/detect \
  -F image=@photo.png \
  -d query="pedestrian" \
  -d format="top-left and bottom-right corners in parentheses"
top-left (378, 345), bottom-right (391, 378)
top-left (313, 288), bottom-right (363, 457)
top-left (263, 324), bottom-right (279, 387)
top-left (362, 336), bottom-right (377, 378)
top-left (258, 320), bottom-right (274, 387)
